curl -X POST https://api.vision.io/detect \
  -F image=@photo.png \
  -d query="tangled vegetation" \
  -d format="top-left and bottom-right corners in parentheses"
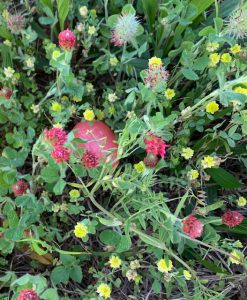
top-left (0, 0), bottom-right (247, 299)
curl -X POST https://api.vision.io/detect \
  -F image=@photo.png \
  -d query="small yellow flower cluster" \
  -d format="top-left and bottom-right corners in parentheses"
top-left (69, 189), bottom-right (80, 199)
top-left (110, 57), bottom-right (119, 67)
top-left (234, 86), bottom-right (247, 96)
top-left (109, 255), bottom-right (122, 268)
top-left (83, 109), bottom-right (95, 121)
top-left (74, 222), bottom-right (88, 238)
top-left (181, 147), bottom-right (194, 160)
top-left (237, 196), bottom-right (246, 207)
top-left (221, 53), bottom-right (232, 63)
top-left (97, 283), bottom-right (111, 299)
top-left (165, 88), bottom-right (175, 100)
top-left (209, 53), bottom-right (220, 67)
top-left (183, 270), bottom-right (192, 280)
top-left (149, 56), bottom-right (162, 68)
top-left (51, 102), bottom-right (62, 112)
top-left (157, 258), bottom-right (173, 273)
top-left (206, 101), bottom-right (219, 114)
top-left (230, 44), bottom-right (241, 55)
top-left (206, 42), bottom-right (219, 52)
top-left (134, 161), bottom-right (146, 173)
top-left (229, 250), bottom-right (244, 265)
top-left (73, 96), bottom-right (81, 102)
top-left (88, 26), bottom-right (96, 35)
top-left (187, 169), bottom-right (199, 180)
top-left (201, 156), bottom-right (218, 169)
top-left (96, 110), bottom-right (105, 120)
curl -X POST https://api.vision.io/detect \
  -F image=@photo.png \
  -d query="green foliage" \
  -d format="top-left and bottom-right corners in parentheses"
top-left (0, 0), bottom-right (246, 299)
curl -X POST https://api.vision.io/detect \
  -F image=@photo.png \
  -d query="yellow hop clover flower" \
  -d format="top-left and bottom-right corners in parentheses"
top-left (149, 56), bottom-right (162, 68)
top-left (51, 102), bottom-right (62, 112)
top-left (183, 270), bottom-right (192, 280)
top-left (233, 240), bottom-right (243, 248)
top-left (206, 42), bottom-right (219, 52)
top-left (109, 255), bottom-right (122, 268)
top-left (74, 222), bottom-right (88, 238)
top-left (201, 156), bottom-right (217, 169)
top-left (88, 26), bottom-right (96, 35)
top-left (61, 95), bottom-right (69, 101)
top-left (108, 106), bottom-right (116, 115)
top-left (221, 53), bottom-right (232, 63)
top-left (53, 123), bottom-right (63, 128)
top-left (181, 147), bottom-right (194, 160)
top-left (209, 53), bottom-right (220, 67)
top-left (83, 109), bottom-right (95, 121)
top-left (134, 161), bottom-right (146, 173)
top-left (110, 56), bottom-right (119, 66)
top-left (187, 169), bottom-right (199, 180)
top-left (52, 50), bottom-right (61, 60)
top-left (157, 259), bottom-right (173, 273)
top-left (96, 110), bottom-right (105, 120)
top-left (229, 250), bottom-right (244, 265)
top-left (234, 86), bottom-right (247, 96)
top-left (206, 101), bottom-right (219, 114)
top-left (230, 44), bottom-right (241, 55)
top-left (73, 96), bottom-right (82, 102)
top-left (165, 88), bottom-right (175, 100)
top-left (69, 189), bottom-right (80, 199)
top-left (97, 283), bottom-right (111, 299)
top-left (237, 196), bottom-right (246, 207)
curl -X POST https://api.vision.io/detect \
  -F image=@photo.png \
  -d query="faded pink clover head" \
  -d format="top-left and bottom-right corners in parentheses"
top-left (144, 61), bottom-right (169, 89)
top-left (7, 14), bottom-right (25, 33)
top-left (227, 7), bottom-right (247, 39)
top-left (111, 14), bottom-right (139, 46)
top-left (44, 127), bottom-right (67, 146)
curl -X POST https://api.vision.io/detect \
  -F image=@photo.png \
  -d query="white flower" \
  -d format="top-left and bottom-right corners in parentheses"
top-left (4, 67), bottom-right (15, 78)
top-left (25, 56), bottom-right (35, 69)
top-left (79, 6), bottom-right (88, 17)
top-left (77, 23), bottom-right (84, 32)
top-left (86, 83), bottom-right (94, 93)
top-left (88, 26), bottom-right (96, 35)
top-left (108, 93), bottom-right (118, 102)
top-left (3, 40), bottom-right (12, 47)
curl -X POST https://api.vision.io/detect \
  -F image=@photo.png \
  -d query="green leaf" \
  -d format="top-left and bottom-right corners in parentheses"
top-left (116, 235), bottom-right (131, 253)
top-left (56, 0), bottom-right (69, 30)
top-left (99, 230), bottom-right (121, 246)
top-left (53, 178), bottom-right (66, 195)
top-left (122, 4), bottom-right (135, 14)
top-left (141, 0), bottom-right (158, 30)
top-left (51, 266), bottom-right (69, 285)
top-left (41, 288), bottom-right (59, 300)
top-left (206, 167), bottom-right (243, 189)
top-left (69, 265), bottom-right (82, 283)
top-left (181, 68), bottom-right (199, 80)
top-left (107, 15), bottom-right (118, 28)
top-left (41, 165), bottom-right (60, 183)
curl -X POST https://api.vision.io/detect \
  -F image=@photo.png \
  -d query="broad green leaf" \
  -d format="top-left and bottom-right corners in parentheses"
top-left (122, 4), bottom-right (135, 14)
top-left (56, 0), bottom-right (69, 30)
top-left (69, 265), bottom-right (82, 283)
top-left (53, 178), bottom-right (66, 195)
top-left (141, 0), bottom-right (158, 30)
top-left (206, 167), bottom-right (242, 189)
top-left (51, 266), bottom-right (69, 285)
top-left (181, 68), bottom-right (199, 80)
top-left (41, 288), bottom-right (59, 300)
top-left (99, 230), bottom-right (121, 246)
top-left (41, 165), bottom-right (60, 183)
